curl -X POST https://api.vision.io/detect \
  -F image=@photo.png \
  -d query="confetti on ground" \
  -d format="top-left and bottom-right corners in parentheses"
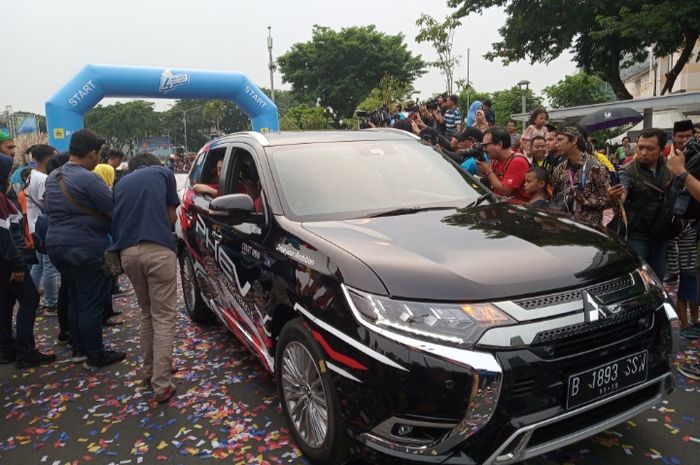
top-left (0, 277), bottom-right (698, 465)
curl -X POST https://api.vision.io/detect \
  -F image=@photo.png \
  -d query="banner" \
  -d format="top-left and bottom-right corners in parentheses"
top-left (137, 136), bottom-right (171, 160)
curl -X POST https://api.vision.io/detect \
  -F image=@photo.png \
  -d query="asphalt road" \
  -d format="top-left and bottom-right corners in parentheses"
top-left (0, 276), bottom-right (698, 465)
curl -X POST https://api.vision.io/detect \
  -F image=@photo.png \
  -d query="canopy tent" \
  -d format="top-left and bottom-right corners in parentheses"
top-left (510, 90), bottom-right (700, 125)
top-left (606, 110), bottom-right (690, 145)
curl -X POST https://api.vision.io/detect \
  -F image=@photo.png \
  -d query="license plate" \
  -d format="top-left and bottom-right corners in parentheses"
top-left (566, 350), bottom-right (648, 410)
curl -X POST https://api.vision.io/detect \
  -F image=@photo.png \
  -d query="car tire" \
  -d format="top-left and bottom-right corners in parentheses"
top-left (179, 249), bottom-right (213, 323)
top-left (275, 318), bottom-right (351, 465)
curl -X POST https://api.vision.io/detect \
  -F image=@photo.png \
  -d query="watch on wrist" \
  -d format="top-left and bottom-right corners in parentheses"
top-left (678, 171), bottom-right (689, 182)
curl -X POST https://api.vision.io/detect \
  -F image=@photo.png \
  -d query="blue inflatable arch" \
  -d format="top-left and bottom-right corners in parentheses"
top-left (46, 64), bottom-right (279, 152)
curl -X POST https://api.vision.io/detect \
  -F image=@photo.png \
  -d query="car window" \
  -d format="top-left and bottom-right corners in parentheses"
top-left (228, 148), bottom-right (266, 237)
top-left (268, 140), bottom-right (482, 220)
top-left (189, 149), bottom-right (208, 184)
top-left (201, 147), bottom-right (226, 185)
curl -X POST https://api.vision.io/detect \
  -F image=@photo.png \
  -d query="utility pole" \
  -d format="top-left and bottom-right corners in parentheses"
top-left (466, 48), bottom-right (470, 110)
top-left (5, 106), bottom-right (15, 138)
top-left (267, 26), bottom-right (276, 102)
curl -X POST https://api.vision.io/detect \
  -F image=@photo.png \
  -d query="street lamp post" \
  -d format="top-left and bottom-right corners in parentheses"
top-left (182, 106), bottom-right (202, 153)
top-left (517, 80), bottom-right (530, 131)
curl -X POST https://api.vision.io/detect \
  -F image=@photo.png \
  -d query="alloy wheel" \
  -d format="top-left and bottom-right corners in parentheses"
top-left (280, 341), bottom-right (329, 449)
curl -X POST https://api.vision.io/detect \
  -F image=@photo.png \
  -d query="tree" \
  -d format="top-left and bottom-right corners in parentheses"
top-left (543, 73), bottom-right (616, 108)
top-left (280, 104), bottom-right (330, 130)
top-left (85, 100), bottom-right (160, 153)
top-left (490, 87), bottom-right (543, 127)
top-left (596, 1), bottom-right (700, 95)
top-left (278, 25), bottom-right (427, 117)
top-left (203, 100), bottom-right (226, 135)
top-left (449, 0), bottom-right (655, 100)
top-left (457, 85), bottom-right (493, 114)
top-left (415, 13), bottom-right (462, 94)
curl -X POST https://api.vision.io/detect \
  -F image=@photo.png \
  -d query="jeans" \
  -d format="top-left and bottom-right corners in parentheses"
top-left (30, 251), bottom-right (58, 307)
top-left (628, 238), bottom-right (666, 281)
top-left (0, 265), bottom-right (39, 358)
top-left (48, 246), bottom-right (110, 361)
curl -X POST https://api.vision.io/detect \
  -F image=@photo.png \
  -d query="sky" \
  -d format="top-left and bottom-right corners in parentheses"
top-left (2, 0), bottom-right (577, 115)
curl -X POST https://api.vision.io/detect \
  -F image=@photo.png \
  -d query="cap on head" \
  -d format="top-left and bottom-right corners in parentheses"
top-left (0, 131), bottom-right (12, 143)
top-left (673, 119), bottom-right (694, 134)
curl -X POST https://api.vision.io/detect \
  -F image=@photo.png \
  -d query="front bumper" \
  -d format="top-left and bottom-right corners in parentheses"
top-left (339, 299), bottom-right (677, 465)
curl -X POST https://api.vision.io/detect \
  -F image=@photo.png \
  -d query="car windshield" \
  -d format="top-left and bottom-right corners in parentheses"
top-left (268, 140), bottom-right (484, 220)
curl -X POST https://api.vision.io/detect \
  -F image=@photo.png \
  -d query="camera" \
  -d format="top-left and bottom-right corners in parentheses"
top-left (462, 143), bottom-right (486, 161)
top-left (426, 99), bottom-right (439, 111)
top-left (684, 139), bottom-right (700, 163)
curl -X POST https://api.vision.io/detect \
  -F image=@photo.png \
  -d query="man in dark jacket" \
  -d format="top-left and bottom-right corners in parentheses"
top-left (0, 172), bottom-right (56, 368)
top-left (609, 128), bottom-right (672, 279)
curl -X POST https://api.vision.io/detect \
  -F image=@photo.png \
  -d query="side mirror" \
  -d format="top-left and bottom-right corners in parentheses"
top-left (209, 193), bottom-right (255, 224)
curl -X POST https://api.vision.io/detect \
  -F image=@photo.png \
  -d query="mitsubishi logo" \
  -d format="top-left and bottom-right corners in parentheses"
top-left (582, 290), bottom-right (613, 323)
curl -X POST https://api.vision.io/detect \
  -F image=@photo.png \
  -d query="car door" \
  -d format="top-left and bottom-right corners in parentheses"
top-left (211, 144), bottom-right (274, 367)
top-left (189, 144), bottom-right (231, 309)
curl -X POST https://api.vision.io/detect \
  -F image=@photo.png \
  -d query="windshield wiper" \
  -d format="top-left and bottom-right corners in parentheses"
top-left (366, 206), bottom-right (456, 218)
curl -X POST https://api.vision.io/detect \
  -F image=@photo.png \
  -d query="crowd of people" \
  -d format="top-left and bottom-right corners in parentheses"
top-left (2, 98), bottom-right (700, 386)
top-left (368, 97), bottom-right (700, 379)
top-left (0, 129), bottom-right (180, 403)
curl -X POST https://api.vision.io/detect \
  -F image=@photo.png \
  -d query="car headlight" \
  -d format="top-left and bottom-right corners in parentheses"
top-left (343, 285), bottom-right (516, 347)
top-left (639, 265), bottom-right (666, 299)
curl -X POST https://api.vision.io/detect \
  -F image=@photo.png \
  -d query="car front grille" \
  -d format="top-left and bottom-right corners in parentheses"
top-left (514, 275), bottom-right (635, 310)
top-left (530, 305), bottom-right (654, 358)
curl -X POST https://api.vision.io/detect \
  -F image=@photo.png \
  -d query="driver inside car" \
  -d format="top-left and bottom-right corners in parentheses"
top-left (238, 164), bottom-right (262, 213)
top-left (192, 158), bottom-right (223, 197)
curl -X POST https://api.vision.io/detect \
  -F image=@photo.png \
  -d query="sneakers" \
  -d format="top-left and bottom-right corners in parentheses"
top-left (680, 327), bottom-right (700, 339)
top-left (155, 385), bottom-right (177, 403)
top-left (57, 333), bottom-right (71, 346)
top-left (15, 351), bottom-right (57, 369)
top-left (71, 352), bottom-right (88, 363)
top-left (677, 363), bottom-right (700, 380)
top-left (83, 350), bottom-right (126, 370)
top-left (42, 306), bottom-right (58, 316)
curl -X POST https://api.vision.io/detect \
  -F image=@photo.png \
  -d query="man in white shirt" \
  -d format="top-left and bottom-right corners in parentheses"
top-left (26, 145), bottom-right (58, 314)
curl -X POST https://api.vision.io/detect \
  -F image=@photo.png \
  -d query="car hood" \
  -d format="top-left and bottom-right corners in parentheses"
top-left (301, 203), bottom-right (639, 301)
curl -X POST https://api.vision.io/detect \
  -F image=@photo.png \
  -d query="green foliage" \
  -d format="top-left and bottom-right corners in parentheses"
top-left (458, 85), bottom-right (493, 112)
top-left (357, 74), bottom-right (418, 112)
top-left (595, 1), bottom-right (700, 94)
top-left (415, 13), bottom-right (462, 94)
top-left (86, 98), bottom-right (249, 154)
top-left (280, 104), bottom-right (330, 131)
top-left (490, 87), bottom-right (543, 127)
top-left (85, 100), bottom-right (160, 151)
top-left (543, 73), bottom-right (616, 108)
top-left (202, 100), bottom-right (226, 134)
top-left (278, 25), bottom-right (427, 117)
top-left (448, 0), bottom-right (662, 100)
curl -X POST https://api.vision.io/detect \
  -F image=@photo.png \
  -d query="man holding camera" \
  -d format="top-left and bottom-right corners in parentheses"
top-left (477, 127), bottom-right (530, 202)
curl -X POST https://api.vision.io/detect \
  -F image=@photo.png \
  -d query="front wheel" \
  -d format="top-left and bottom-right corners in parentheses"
top-left (179, 249), bottom-right (213, 323)
top-left (275, 319), bottom-right (351, 465)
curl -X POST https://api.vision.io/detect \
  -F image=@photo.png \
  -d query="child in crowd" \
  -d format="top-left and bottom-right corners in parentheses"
top-left (524, 166), bottom-right (549, 208)
top-left (520, 108), bottom-right (549, 156)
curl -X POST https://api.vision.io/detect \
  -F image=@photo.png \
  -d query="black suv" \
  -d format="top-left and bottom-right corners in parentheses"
top-left (175, 129), bottom-right (679, 465)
